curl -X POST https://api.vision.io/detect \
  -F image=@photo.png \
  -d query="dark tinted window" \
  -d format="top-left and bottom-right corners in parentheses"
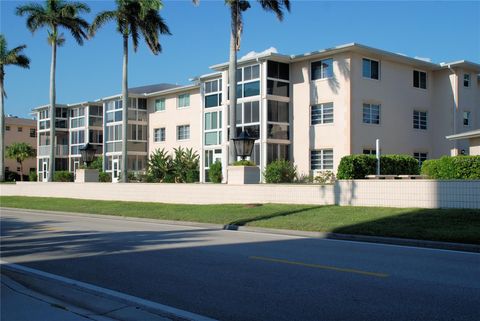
top-left (268, 61), bottom-right (290, 80)
top-left (267, 80), bottom-right (289, 97)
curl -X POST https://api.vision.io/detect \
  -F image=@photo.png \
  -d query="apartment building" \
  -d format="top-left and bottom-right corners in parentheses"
top-left (33, 43), bottom-right (480, 182)
top-left (4, 116), bottom-right (37, 177)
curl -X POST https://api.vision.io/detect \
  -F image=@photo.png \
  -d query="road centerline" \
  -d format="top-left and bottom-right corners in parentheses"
top-left (250, 256), bottom-right (389, 278)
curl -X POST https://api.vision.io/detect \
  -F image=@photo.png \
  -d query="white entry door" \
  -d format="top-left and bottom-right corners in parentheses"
top-left (112, 159), bottom-right (120, 183)
top-left (73, 161), bottom-right (80, 180)
top-left (42, 159), bottom-right (48, 182)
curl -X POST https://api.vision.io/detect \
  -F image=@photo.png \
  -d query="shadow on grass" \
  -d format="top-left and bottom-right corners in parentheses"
top-left (225, 206), bottom-right (323, 228)
top-left (332, 208), bottom-right (480, 245)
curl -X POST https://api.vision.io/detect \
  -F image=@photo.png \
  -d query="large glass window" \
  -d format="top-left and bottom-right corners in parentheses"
top-left (138, 98), bottom-right (147, 110)
top-left (267, 144), bottom-right (290, 164)
top-left (363, 103), bottom-right (380, 124)
top-left (413, 70), bottom-right (427, 89)
top-left (154, 128), bottom-right (166, 142)
top-left (267, 61), bottom-right (289, 80)
top-left (128, 124), bottom-right (147, 141)
top-left (267, 124), bottom-right (289, 140)
top-left (267, 80), bottom-right (289, 97)
top-left (311, 102), bottom-right (334, 125)
top-left (177, 125), bottom-right (190, 140)
top-left (413, 110), bottom-right (427, 130)
top-left (243, 81), bottom-right (260, 97)
top-left (311, 149), bottom-right (333, 170)
top-left (463, 111), bottom-right (471, 126)
top-left (362, 58), bottom-right (379, 80)
top-left (70, 131), bottom-right (85, 145)
top-left (268, 101), bottom-right (289, 123)
top-left (311, 58), bottom-right (333, 80)
top-left (463, 74), bottom-right (470, 87)
top-left (89, 130), bottom-right (103, 144)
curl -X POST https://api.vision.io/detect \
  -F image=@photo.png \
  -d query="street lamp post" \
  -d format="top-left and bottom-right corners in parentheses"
top-left (79, 143), bottom-right (96, 167)
top-left (232, 131), bottom-right (255, 161)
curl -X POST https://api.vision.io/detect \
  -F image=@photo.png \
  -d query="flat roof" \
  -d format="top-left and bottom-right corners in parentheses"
top-left (446, 129), bottom-right (480, 140)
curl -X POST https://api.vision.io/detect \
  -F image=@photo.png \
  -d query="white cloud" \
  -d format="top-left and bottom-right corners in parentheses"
top-left (241, 47), bottom-right (278, 60)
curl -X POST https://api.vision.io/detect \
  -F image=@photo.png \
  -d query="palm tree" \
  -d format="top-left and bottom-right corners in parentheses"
top-left (5, 142), bottom-right (35, 181)
top-left (17, 0), bottom-right (90, 182)
top-left (0, 34), bottom-right (30, 182)
top-left (214, 1), bottom-right (290, 164)
top-left (89, 0), bottom-right (170, 183)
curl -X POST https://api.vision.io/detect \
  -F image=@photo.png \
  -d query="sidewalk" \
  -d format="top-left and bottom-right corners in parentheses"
top-left (1, 274), bottom-right (115, 321)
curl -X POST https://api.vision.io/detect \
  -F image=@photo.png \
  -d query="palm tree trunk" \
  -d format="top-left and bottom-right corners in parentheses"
top-left (48, 32), bottom-right (57, 182)
top-left (121, 34), bottom-right (128, 183)
top-left (0, 67), bottom-right (5, 181)
top-left (228, 7), bottom-right (238, 165)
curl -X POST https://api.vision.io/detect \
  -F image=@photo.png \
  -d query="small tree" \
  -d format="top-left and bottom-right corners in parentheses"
top-left (5, 142), bottom-right (35, 181)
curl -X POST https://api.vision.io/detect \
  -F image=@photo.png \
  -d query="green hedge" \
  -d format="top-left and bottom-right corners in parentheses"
top-left (421, 156), bottom-right (480, 179)
top-left (337, 154), bottom-right (419, 179)
top-left (208, 161), bottom-right (222, 183)
top-left (264, 160), bottom-right (297, 183)
top-left (53, 171), bottom-right (74, 182)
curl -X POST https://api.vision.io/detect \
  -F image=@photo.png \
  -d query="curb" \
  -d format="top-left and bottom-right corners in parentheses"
top-left (0, 261), bottom-right (218, 321)
top-left (2, 207), bottom-right (479, 253)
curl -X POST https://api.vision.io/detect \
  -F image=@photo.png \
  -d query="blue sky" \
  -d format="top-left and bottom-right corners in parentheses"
top-left (1, 0), bottom-right (479, 118)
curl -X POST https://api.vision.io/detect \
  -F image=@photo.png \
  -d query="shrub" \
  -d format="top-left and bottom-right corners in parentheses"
top-left (314, 171), bottom-right (336, 184)
top-left (208, 161), bottom-right (222, 183)
top-left (147, 148), bottom-right (172, 182)
top-left (88, 156), bottom-right (103, 171)
top-left (337, 154), bottom-right (419, 179)
top-left (171, 147), bottom-right (200, 183)
top-left (264, 160), bottom-right (297, 183)
top-left (233, 160), bottom-right (256, 166)
top-left (421, 156), bottom-right (480, 179)
top-left (98, 172), bottom-right (111, 183)
top-left (54, 171), bottom-right (74, 182)
top-left (29, 171), bottom-right (38, 182)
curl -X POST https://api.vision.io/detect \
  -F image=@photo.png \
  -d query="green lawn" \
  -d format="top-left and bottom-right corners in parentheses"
top-left (1, 196), bottom-right (479, 245)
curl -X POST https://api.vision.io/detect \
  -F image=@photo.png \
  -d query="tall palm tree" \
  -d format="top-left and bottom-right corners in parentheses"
top-left (89, 0), bottom-right (170, 183)
top-left (5, 142), bottom-right (35, 181)
top-left (0, 34), bottom-right (30, 182)
top-left (227, 0), bottom-right (290, 163)
top-left (17, 0), bottom-right (90, 182)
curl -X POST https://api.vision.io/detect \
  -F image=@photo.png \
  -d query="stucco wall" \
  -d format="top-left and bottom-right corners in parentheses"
top-left (5, 117), bottom-right (37, 176)
top-left (3, 180), bottom-right (479, 209)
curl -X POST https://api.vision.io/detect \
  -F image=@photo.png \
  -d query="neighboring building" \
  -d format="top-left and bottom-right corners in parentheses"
top-left (4, 116), bottom-right (37, 177)
top-left (32, 43), bottom-right (480, 182)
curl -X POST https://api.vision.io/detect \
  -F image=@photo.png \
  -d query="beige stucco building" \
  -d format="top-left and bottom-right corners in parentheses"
top-left (4, 116), bottom-right (37, 177)
top-left (32, 43), bottom-right (480, 182)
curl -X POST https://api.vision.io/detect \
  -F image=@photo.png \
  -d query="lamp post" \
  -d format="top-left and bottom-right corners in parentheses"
top-left (232, 131), bottom-right (255, 161)
top-left (79, 143), bottom-right (96, 167)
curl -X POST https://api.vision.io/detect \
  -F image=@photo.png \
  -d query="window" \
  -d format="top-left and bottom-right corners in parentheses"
top-left (311, 102), bottom-right (334, 125)
top-left (70, 131), bottom-right (85, 145)
top-left (17, 127), bottom-right (23, 132)
top-left (268, 101), bottom-right (289, 123)
top-left (363, 103), bottom-right (380, 124)
top-left (5, 125), bottom-right (10, 131)
top-left (137, 98), bottom-right (147, 110)
top-left (363, 149), bottom-right (376, 155)
top-left (243, 81), bottom-right (260, 97)
top-left (413, 70), bottom-right (427, 89)
top-left (267, 80), bottom-right (289, 97)
top-left (17, 167), bottom-right (21, 172)
top-left (267, 61), bottom-right (289, 80)
top-left (242, 65), bottom-right (260, 81)
top-left (464, 74), bottom-right (470, 87)
top-left (311, 58), bottom-right (333, 80)
top-left (463, 111), bottom-right (471, 126)
top-left (155, 98), bottom-right (165, 112)
top-left (177, 125), bottom-right (190, 140)
top-left (30, 128), bottom-right (36, 138)
top-left (311, 149), bottom-right (334, 170)
top-left (267, 144), bottom-right (289, 164)
top-left (178, 94), bottom-right (190, 108)
top-left (128, 124), bottom-right (147, 141)
top-left (205, 111), bottom-right (222, 145)
top-left (154, 128), bottom-right (166, 142)
top-left (413, 152), bottom-right (428, 166)
top-left (362, 58), bottom-right (379, 80)
top-left (267, 124), bottom-right (289, 140)
top-left (413, 110), bottom-right (428, 130)
top-left (89, 130), bottom-right (103, 144)
top-left (205, 79), bottom-right (222, 108)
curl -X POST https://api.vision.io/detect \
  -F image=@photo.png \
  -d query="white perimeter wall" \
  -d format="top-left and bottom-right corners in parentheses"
top-left (1, 181), bottom-right (479, 209)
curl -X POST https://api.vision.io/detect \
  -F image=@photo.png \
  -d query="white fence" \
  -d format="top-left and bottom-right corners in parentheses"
top-left (1, 180), bottom-right (479, 209)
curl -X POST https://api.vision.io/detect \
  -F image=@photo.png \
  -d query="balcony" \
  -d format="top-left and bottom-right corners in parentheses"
top-left (38, 145), bottom-right (69, 157)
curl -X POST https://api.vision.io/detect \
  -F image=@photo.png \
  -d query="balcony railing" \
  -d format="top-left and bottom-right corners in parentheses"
top-left (38, 145), bottom-right (69, 157)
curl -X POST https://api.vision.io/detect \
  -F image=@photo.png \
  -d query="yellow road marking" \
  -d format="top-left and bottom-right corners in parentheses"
top-left (250, 256), bottom-right (389, 278)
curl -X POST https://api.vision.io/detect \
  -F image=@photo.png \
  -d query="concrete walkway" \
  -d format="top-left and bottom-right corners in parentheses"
top-left (1, 274), bottom-right (115, 321)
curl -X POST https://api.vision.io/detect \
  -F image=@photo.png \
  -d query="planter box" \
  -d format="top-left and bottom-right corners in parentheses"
top-left (227, 166), bottom-right (260, 185)
top-left (75, 169), bottom-right (99, 183)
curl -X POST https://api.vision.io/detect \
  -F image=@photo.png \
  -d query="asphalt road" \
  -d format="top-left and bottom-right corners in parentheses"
top-left (1, 208), bottom-right (479, 321)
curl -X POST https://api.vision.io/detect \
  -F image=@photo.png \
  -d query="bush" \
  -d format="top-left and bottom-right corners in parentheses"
top-left (88, 156), bottom-right (103, 171)
top-left (208, 161), bottom-right (222, 183)
top-left (233, 160), bottom-right (256, 166)
top-left (54, 171), bottom-right (74, 182)
top-left (337, 154), bottom-right (419, 179)
top-left (147, 147), bottom-right (200, 183)
top-left (314, 170), bottom-right (336, 184)
top-left (264, 160), bottom-right (297, 183)
top-left (421, 156), bottom-right (480, 179)
top-left (99, 172), bottom-right (111, 183)
top-left (29, 171), bottom-right (38, 182)
top-left (147, 148), bottom-right (172, 182)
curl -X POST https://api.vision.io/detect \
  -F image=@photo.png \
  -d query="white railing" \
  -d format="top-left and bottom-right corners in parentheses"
top-left (38, 145), bottom-right (69, 157)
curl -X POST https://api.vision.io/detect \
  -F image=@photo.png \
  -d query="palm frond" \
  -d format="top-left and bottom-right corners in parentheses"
top-left (16, 3), bottom-right (48, 33)
top-left (89, 10), bottom-right (117, 36)
top-left (60, 17), bottom-right (89, 45)
top-left (140, 10), bottom-right (171, 54)
top-left (258, 0), bottom-right (290, 21)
